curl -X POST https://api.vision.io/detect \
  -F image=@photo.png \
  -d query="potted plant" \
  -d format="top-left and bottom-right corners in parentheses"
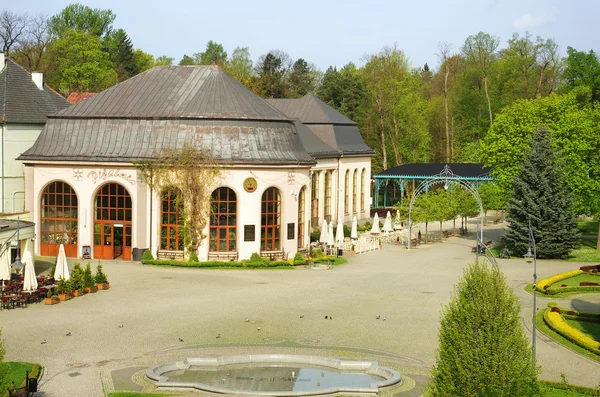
top-left (57, 278), bottom-right (73, 301)
top-left (351, 244), bottom-right (355, 255)
top-left (71, 262), bottom-right (85, 296)
top-left (83, 263), bottom-right (97, 293)
top-left (95, 263), bottom-right (110, 290)
top-left (396, 236), bottom-right (400, 245)
top-left (44, 288), bottom-right (60, 305)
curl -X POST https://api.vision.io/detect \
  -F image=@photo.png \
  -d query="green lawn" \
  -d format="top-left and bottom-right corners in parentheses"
top-left (566, 319), bottom-right (600, 343)
top-left (577, 220), bottom-right (599, 235)
top-left (7, 362), bottom-right (36, 387)
top-left (566, 238), bottom-right (600, 262)
top-left (108, 393), bottom-right (171, 397)
top-left (550, 273), bottom-right (600, 288)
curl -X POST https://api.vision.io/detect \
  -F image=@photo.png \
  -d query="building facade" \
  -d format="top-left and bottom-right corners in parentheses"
top-left (19, 66), bottom-right (373, 261)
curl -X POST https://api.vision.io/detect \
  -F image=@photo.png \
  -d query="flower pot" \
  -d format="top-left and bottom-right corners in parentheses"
top-left (84, 286), bottom-right (97, 293)
top-left (44, 297), bottom-right (60, 305)
top-left (58, 293), bottom-right (72, 301)
top-left (72, 289), bottom-right (83, 297)
top-left (96, 283), bottom-right (110, 290)
top-left (350, 250), bottom-right (355, 255)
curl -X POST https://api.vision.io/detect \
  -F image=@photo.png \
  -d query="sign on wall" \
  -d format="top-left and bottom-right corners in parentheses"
top-left (243, 177), bottom-right (257, 193)
top-left (85, 169), bottom-right (137, 186)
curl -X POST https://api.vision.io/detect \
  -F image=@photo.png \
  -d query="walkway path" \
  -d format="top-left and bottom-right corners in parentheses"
top-left (2, 222), bottom-right (599, 396)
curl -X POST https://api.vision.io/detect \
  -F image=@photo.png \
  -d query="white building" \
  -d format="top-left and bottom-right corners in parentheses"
top-left (0, 54), bottom-right (70, 214)
top-left (19, 65), bottom-right (373, 261)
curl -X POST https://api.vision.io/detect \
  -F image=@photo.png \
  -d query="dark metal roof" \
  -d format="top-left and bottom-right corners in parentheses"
top-left (293, 121), bottom-right (340, 158)
top-left (304, 124), bottom-right (375, 156)
top-left (0, 58), bottom-right (70, 124)
top-left (267, 95), bottom-right (356, 125)
top-left (376, 163), bottom-right (493, 179)
top-left (18, 119), bottom-right (315, 165)
top-left (56, 65), bottom-right (289, 121)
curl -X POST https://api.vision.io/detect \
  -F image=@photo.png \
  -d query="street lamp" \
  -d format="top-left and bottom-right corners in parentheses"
top-left (524, 218), bottom-right (537, 366)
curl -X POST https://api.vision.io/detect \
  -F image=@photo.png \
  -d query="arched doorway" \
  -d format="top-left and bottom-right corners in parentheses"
top-left (209, 187), bottom-right (237, 252)
top-left (93, 183), bottom-right (132, 260)
top-left (40, 181), bottom-right (78, 257)
top-left (261, 187), bottom-right (281, 252)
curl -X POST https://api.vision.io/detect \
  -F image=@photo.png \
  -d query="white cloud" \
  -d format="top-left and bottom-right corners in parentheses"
top-left (512, 7), bottom-right (558, 29)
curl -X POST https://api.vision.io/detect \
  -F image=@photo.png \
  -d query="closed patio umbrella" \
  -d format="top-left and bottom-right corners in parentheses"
top-left (319, 220), bottom-right (329, 244)
top-left (351, 216), bottom-right (358, 239)
top-left (382, 211), bottom-right (393, 233)
top-left (327, 221), bottom-right (335, 246)
top-left (0, 249), bottom-right (10, 284)
top-left (54, 244), bottom-right (70, 280)
top-left (371, 213), bottom-right (380, 234)
top-left (335, 220), bottom-right (344, 245)
top-left (22, 251), bottom-right (38, 291)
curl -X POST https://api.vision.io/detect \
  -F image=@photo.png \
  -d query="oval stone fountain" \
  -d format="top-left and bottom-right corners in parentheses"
top-left (146, 354), bottom-right (402, 395)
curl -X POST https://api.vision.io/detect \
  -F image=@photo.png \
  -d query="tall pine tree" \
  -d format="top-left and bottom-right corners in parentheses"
top-left (427, 262), bottom-right (540, 397)
top-left (505, 127), bottom-right (579, 258)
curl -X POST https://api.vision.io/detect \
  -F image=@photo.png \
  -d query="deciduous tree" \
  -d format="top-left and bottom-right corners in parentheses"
top-left (224, 46), bottom-right (253, 85)
top-left (561, 47), bottom-right (600, 102)
top-left (0, 9), bottom-right (27, 55)
top-left (154, 55), bottom-right (174, 66)
top-left (49, 3), bottom-right (115, 38)
top-left (194, 40), bottom-right (227, 65)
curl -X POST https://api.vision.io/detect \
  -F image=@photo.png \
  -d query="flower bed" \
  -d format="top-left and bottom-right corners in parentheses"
top-left (543, 306), bottom-right (600, 355)
top-left (536, 269), bottom-right (583, 293)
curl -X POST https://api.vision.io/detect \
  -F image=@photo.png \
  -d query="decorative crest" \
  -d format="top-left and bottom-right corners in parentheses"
top-left (437, 164), bottom-right (458, 179)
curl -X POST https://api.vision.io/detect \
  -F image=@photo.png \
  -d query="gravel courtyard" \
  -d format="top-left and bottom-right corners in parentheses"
top-left (2, 224), bottom-right (600, 396)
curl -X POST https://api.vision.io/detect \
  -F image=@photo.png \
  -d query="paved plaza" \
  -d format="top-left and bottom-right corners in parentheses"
top-left (2, 223), bottom-right (600, 396)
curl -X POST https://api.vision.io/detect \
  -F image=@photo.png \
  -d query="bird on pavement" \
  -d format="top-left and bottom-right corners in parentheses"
top-left (65, 332), bottom-right (71, 336)
top-left (383, 316), bottom-right (387, 321)
top-left (300, 315), bottom-right (304, 318)
top-left (216, 334), bottom-right (221, 339)
top-left (329, 317), bottom-right (333, 320)
top-left (257, 327), bottom-right (261, 331)
top-left (376, 315), bottom-right (381, 320)
top-left (325, 316), bottom-right (328, 319)
top-left (41, 340), bottom-right (47, 344)
top-left (245, 318), bottom-right (249, 322)
top-left (118, 324), bottom-right (124, 328)
top-left (178, 337), bottom-right (184, 342)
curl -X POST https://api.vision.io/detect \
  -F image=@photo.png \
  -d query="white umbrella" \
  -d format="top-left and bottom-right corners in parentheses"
top-left (22, 251), bottom-right (38, 291)
top-left (371, 213), bottom-right (380, 234)
top-left (335, 220), bottom-right (344, 245)
top-left (328, 221), bottom-right (335, 246)
top-left (383, 211), bottom-right (393, 233)
top-left (319, 220), bottom-right (329, 244)
top-left (0, 249), bottom-right (10, 284)
top-left (54, 244), bottom-right (70, 281)
top-left (351, 216), bottom-right (358, 239)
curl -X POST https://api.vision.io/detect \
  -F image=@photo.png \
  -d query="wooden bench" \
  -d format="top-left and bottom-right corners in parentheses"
top-left (157, 250), bottom-right (184, 261)
top-left (208, 252), bottom-right (238, 261)
top-left (260, 251), bottom-right (286, 261)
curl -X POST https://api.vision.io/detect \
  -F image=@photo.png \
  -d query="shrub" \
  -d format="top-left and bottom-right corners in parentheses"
top-left (142, 259), bottom-right (292, 268)
top-left (537, 269), bottom-right (583, 292)
top-left (310, 231), bottom-right (320, 242)
top-left (95, 264), bottom-right (108, 284)
top-left (83, 263), bottom-right (95, 288)
top-left (293, 252), bottom-right (306, 265)
top-left (249, 252), bottom-right (262, 262)
top-left (311, 248), bottom-right (323, 258)
top-left (71, 263), bottom-right (85, 291)
top-left (544, 310), bottom-right (600, 354)
top-left (544, 286), bottom-right (600, 295)
top-left (141, 249), bottom-right (154, 262)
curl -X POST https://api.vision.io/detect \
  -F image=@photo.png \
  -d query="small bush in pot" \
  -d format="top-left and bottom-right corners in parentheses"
top-left (95, 263), bottom-right (109, 290)
top-left (83, 263), bottom-right (97, 293)
top-left (71, 263), bottom-right (85, 296)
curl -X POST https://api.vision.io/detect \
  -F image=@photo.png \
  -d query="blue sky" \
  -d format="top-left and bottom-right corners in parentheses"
top-left (3, 0), bottom-right (598, 71)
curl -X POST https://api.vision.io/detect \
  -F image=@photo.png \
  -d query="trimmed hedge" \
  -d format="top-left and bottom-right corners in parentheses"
top-left (537, 269), bottom-right (583, 293)
top-left (540, 380), bottom-right (600, 396)
top-left (544, 310), bottom-right (600, 355)
top-left (545, 285), bottom-right (600, 295)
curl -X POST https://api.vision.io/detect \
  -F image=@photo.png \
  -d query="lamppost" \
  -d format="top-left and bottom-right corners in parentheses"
top-left (523, 218), bottom-right (537, 366)
top-left (10, 216), bottom-right (24, 276)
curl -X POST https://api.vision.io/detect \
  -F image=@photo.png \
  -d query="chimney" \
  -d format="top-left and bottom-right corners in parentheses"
top-left (32, 72), bottom-right (43, 90)
top-left (0, 53), bottom-right (5, 73)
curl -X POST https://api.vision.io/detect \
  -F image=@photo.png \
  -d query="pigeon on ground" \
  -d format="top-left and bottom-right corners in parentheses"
top-left (376, 315), bottom-right (381, 320)
top-left (325, 316), bottom-right (328, 319)
top-left (216, 334), bottom-right (221, 339)
top-left (300, 315), bottom-right (304, 318)
top-left (65, 332), bottom-right (71, 336)
top-left (41, 340), bottom-right (47, 344)
top-left (383, 316), bottom-right (387, 321)
top-left (118, 324), bottom-right (124, 328)
top-left (178, 337), bottom-right (184, 342)
top-left (329, 316), bottom-right (332, 320)
top-left (245, 318), bottom-right (249, 322)
top-left (257, 327), bottom-right (261, 331)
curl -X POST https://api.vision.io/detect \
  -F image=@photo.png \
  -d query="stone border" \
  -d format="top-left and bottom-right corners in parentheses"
top-left (146, 354), bottom-right (402, 396)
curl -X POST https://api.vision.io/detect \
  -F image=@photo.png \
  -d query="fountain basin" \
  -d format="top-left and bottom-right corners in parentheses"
top-left (146, 354), bottom-right (402, 395)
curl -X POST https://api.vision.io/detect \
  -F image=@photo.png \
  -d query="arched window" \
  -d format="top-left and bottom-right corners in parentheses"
top-left (361, 169), bottom-right (366, 212)
top-left (352, 170), bottom-right (358, 213)
top-left (261, 187), bottom-right (281, 251)
top-left (344, 170), bottom-right (350, 214)
top-left (311, 172), bottom-right (319, 226)
top-left (161, 188), bottom-right (183, 251)
top-left (298, 187), bottom-right (306, 249)
top-left (40, 181), bottom-right (78, 257)
top-left (210, 187), bottom-right (237, 252)
top-left (324, 171), bottom-right (332, 222)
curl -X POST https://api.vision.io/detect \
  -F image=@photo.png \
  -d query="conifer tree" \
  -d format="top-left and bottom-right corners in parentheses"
top-left (504, 127), bottom-right (579, 258)
top-left (427, 262), bottom-right (540, 397)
